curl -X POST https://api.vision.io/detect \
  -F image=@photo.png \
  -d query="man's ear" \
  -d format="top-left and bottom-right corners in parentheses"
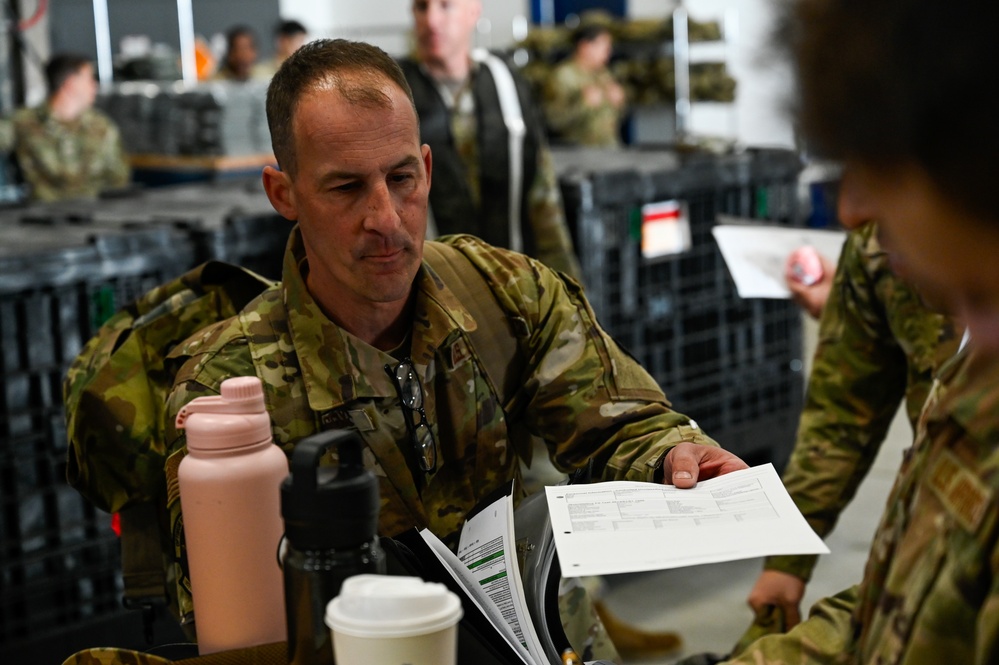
top-left (262, 165), bottom-right (298, 220)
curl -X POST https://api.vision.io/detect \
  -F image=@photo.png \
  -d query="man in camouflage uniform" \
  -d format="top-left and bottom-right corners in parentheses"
top-left (0, 53), bottom-right (129, 201)
top-left (728, 222), bottom-right (959, 654)
top-left (399, 0), bottom-right (582, 280)
top-left (543, 21), bottom-right (626, 148)
top-left (714, 0), bottom-right (999, 661)
top-left (157, 38), bottom-right (746, 657)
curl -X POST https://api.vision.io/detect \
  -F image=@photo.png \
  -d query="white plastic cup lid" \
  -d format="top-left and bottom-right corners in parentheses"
top-left (325, 574), bottom-right (463, 638)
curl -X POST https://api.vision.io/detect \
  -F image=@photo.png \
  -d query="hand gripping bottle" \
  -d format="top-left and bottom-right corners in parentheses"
top-left (175, 376), bottom-right (288, 654)
top-left (281, 430), bottom-right (385, 665)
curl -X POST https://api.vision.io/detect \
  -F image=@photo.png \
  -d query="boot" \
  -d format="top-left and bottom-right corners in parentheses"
top-left (593, 598), bottom-right (683, 659)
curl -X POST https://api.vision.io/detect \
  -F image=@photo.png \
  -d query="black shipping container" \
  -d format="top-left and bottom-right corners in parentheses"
top-left (556, 147), bottom-right (805, 469)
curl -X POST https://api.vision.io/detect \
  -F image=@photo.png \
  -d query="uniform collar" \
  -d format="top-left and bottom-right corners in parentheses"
top-left (929, 343), bottom-right (999, 447)
top-left (280, 228), bottom-right (477, 412)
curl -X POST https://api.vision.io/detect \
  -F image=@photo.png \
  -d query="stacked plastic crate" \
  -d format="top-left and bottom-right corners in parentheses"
top-left (557, 147), bottom-right (804, 469)
top-left (0, 181), bottom-right (291, 660)
top-left (0, 221), bottom-right (195, 657)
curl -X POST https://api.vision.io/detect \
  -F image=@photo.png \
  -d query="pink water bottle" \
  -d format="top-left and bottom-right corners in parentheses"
top-left (175, 376), bottom-right (289, 654)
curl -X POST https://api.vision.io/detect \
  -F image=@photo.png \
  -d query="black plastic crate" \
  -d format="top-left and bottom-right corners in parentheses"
top-left (0, 221), bottom-right (196, 650)
top-left (189, 210), bottom-right (294, 281)
top-left (556, 147), bottom-right (805, 469)
top-left (0, 182), bottom-right (291, 654)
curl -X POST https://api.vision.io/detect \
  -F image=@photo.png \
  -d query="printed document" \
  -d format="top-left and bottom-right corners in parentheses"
top-left (419, 485), bottom-right (546, 665)
top-left (545, 464), bottom-right (829, 577)
top-left (712, 217), bottom-right (847, 299)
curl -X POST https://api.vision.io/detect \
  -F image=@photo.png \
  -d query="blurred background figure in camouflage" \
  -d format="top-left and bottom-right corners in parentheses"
top-left (399, 0), bottom-right (582, 280)
top-left (0, 52), bottom-right (130, 202)
top-left (543, 15), bottom-right (626, 148)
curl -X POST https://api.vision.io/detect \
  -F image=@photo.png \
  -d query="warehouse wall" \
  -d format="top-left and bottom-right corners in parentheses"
top-left (49, 0), bottom-right (280, 64)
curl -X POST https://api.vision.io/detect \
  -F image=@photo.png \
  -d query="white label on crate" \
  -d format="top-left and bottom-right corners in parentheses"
top-left (641, 200), bottom-right (692, 260)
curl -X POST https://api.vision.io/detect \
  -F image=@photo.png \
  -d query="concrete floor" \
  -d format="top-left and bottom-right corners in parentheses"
top-left (597, 314), bottom-right (912, 664)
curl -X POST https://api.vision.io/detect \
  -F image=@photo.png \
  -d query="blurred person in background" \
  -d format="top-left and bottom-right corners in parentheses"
top-left (543, 18), bottom-right (626, 147)
top-left (399, 0), bottom-right (582, 280)
top-left (0, 53), bottom-right (129, 201)
top-left (257, 19), bottom-right (309, 78)
top-left (214, 25), bottom-right (269, 82)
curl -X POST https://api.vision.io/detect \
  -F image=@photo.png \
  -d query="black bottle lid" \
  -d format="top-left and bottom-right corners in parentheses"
top-left (281, 430), bottom-right (380, 551)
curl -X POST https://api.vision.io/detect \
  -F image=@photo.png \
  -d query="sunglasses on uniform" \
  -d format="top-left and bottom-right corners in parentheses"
top-left (384, 358), bottom-right (438, 474)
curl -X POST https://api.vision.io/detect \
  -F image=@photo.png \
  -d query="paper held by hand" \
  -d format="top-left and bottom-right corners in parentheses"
top-left (712, 217), bottom-right (846, 299)
top-left (545, 464), bottom-right (829, 577)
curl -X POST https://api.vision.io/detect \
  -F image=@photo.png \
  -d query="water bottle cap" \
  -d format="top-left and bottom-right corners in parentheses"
top-left (176, 376), bottom-right (273, 451)
top-left (281, 430), bottom-right (380, 550)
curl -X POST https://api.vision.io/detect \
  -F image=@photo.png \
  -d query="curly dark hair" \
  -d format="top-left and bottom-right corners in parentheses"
top-left (777, 0), bottom-right (999, 223)
top-left (265, 38), bottom-right (416, 176)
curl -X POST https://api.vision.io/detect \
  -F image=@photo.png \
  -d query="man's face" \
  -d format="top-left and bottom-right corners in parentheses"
top-left (265, 80), bottom-right (432, 322)
top-left (580, 33), bottom-right (613, 69)
top-left (67, 63), bottom-right (98, 108)
top-left (228, 34), bottom-right (258, 76)
top-left (412, 0), bottom-right (481, 67)
top-left (277, 33), bottom-right (306, 60)
top-left (839, 162), bottom-right (999, 352)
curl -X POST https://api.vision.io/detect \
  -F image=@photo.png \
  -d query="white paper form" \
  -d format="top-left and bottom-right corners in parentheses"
top-left (712, 217), bottom-right (847, 299)
top-left (545, 464), bottom-right (829, 577)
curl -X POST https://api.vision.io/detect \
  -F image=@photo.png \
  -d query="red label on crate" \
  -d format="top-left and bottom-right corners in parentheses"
top-left (641, 200), bottom-right (691, 259)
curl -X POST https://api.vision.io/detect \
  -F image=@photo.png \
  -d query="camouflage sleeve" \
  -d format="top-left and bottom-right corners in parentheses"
top-left (543, 63), bottom-right (587, 135)
top-left (12, 110), bottom-right (63, 199)
top-left (514, 64), bottom-right (583, 283)
top-left (0, 117), bottom-right (13, 151)
top-left (765, 225), bottom-right (908, 581)
top-left (450, 235), bottom-right (718, 482)
top-left (723, 585), bottom-right (859, 663)
top-left (526, 143), bottom-right (583, 281)
top-left (97, 113), bottom-right (131, 189)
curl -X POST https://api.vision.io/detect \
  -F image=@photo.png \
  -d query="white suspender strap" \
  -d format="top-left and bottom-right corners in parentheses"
top-left (473, 48), bottom-right (526, 253)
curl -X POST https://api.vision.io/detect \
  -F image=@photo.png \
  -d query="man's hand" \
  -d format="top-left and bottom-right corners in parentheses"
top-left (661, 442), bottom-right (749, 489)
top-left (784, 247), bottom-right (835, 319)
top-left (746, 569), bottom-right (806, 629)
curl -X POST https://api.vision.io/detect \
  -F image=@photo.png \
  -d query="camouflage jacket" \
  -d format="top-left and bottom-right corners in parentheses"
top-left (163, 229), bottom-right (716, 623)
top-left (765, 223), bottom-right (959, 581)
top-left (543, 60), bottom-right (623, 148)
top-left (5, 104), bottom-right (130, 201)
top-left (727, 342), bottom-right (999, 664)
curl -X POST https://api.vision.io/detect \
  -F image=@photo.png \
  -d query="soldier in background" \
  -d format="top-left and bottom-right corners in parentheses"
top-left (213, 25), bottom-right (269, 82)
top-left (0, 53), bottom-right (129, 202)
top-left (543, 19), bottom-right (626, 147)
top-left (399, 0), bottom-right (582, 280)
top-left (256, 19), bottom-right (309, 78)
top-left (719, 222), bottom-right (959, 659)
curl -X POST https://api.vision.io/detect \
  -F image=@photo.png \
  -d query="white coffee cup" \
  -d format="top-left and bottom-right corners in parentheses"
top-left (325, 574), bottom-right (463, 665)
